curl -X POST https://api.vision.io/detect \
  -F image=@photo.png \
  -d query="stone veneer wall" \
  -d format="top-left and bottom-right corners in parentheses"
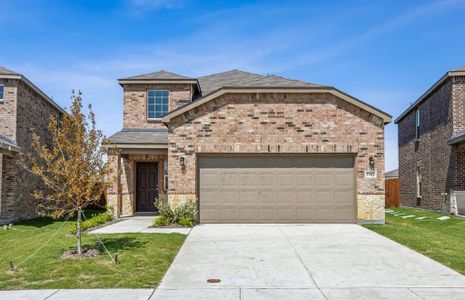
top-left (107, 153), bottom-right (167, 216)
top-left (0, 79), bottom-right (62, 221)
top-left (122, 83), bottom-right (193, 129)
top-left (167, 92), bottom-right (386, 223)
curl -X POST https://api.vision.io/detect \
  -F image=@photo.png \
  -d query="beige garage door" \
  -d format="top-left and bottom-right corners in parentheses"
top-left (198, 155), bottom-right (356, 223)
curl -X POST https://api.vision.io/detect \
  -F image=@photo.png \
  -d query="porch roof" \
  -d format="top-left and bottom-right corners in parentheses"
top-left (448, 129), bottom-right (465, 145)
top-left (0, 134), bottom-right (20, 153)
top-left (107, 128), bottom-right (168, 148)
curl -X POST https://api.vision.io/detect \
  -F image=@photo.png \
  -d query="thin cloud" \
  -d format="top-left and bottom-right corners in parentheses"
top-left (128, 0), bottom-right (186, 10)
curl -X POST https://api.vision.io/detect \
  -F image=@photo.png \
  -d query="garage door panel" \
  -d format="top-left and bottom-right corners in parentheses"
top-left (199, 155), bottom-right (355, 223)
top-left (277, 172), bottom-right (295, 186)
top-left (296, 173), bottom-right (315, 186)
top-left (314, 172), bottom-right (333, 187)
top-left (334, 171), bottom-right (353, 187)
top-left (296, 191), bottom-right (314, 206)
top-left (276, 208), bottom-right (296, 222)
top-left (334, 190), bottom-right (354, 205)
top-left (219, 209), bottom-right (237, 222)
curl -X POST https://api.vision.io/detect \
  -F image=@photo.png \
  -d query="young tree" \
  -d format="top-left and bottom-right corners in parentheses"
top-left (24, 90), bottom-right (109, 254)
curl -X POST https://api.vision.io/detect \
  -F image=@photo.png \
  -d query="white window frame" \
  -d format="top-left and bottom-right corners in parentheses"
top-left (415, 109), bottom-right (420, 140)
top-left (164, 160), bottom-right (168, 191)
top-left (147, 89), bottom-right (169, 119)
top-left (416, 167), bottom-right (422, 198)
top-left (0, 84), bottom-right (4, 102)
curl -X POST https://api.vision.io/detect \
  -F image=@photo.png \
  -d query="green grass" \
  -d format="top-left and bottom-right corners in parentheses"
top-left (364, 207), bottom-right (465, 275)
top-left (0, 211), bottom-right (186, 289)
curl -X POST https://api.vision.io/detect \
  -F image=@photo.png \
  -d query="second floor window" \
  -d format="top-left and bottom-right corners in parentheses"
top-left (147, 90), bottom-right (169, 119)
top-left (0, 84), bottom-right (4, 102)
top-left (415, 109), bottom-right (420, 140)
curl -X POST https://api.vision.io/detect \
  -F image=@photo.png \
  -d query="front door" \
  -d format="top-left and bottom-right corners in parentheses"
top-left (136, 162), bottom-right (158, 212)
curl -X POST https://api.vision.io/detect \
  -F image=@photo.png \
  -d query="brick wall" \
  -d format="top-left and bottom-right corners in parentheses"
top-left (122, 83), bottom-right (192, 129)
top-left (167, 92), bottom-right (386, 222)
top-left (0, 79), bottom-right (18, 140)
top-left (0, 79), bottom-right (62, 221)
top-left (398, 78), bottom-right (454, 211)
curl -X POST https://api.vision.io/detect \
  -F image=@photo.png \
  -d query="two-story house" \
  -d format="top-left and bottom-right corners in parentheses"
top-left (0, 67), bottom-right (65, 223)
top-left (396, 67), bottom-right (465, 214)
top-left (106, 70), bottom-right (392, 224)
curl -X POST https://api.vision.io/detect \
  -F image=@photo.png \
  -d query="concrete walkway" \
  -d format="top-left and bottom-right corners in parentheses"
top-left (155, 224), bottom-right (465, 299)
top-left (89, 216), bottom-right (191, 234)
top-left (4, 224), bottom-right (465, 299)
top-left (0, 289), bottom-right (155, 300)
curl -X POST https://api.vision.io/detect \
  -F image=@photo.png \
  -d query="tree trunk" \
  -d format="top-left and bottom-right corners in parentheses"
top-left (77, 209), bottom-right (82, 255)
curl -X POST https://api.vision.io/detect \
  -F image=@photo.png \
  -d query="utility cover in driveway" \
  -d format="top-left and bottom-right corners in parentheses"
top-left (198, 154), bottom-right (356, 223)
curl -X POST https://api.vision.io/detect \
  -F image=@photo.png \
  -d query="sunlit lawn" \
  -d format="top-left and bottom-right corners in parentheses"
top-left (365, 207), bottom-right (465, 275)
top-left (0, 211), bottom-right (186, 289)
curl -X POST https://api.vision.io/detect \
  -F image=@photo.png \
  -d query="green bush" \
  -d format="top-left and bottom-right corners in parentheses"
top-left (154, 215), bottom-right (169, 227)
top-left (155, 194), bottom-right (174, 223)
top-left (69, 212), bottom-right (113, 234)
top-left (173, 199), bottom-right (197, 224)
top-left (178, 216), bottom-right (194, 227)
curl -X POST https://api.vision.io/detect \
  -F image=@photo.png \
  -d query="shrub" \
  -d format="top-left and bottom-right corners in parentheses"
top-left (178, 216), bottom-right (194, 227)
top-left (69, 212), bottom-right (113, 234)
top-left (154, 215), bottom-right (169, 227)
top-left (155, 194), bottom-right (174, 223)
top-left (173, 198), bottom-right (197, 224)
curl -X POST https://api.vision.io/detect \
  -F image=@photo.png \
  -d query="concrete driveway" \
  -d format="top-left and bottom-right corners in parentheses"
top-left (154, 224), bottom-right (465, 299)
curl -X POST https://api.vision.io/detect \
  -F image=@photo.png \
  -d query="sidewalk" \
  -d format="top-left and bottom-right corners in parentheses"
top-left (89, 216), bottom-right (191, 234)
top-left (0, 289), bottom-right (155, 300)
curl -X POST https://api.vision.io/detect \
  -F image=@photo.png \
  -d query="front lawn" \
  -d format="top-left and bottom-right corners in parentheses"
top-left (364, 207), bottom-right (465, 275)
top-left (0, 211), bottom-right (186, 289)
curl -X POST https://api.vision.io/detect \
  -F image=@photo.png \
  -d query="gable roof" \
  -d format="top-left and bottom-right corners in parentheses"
top-left (198, 70), bottom-right (322, 94)
top-left (119, 70), bottom-right (193, 81)
top-left (161, 70), bottom-right (391, 124)
top-left (0, 66), bottom-right (65, 114)
top-left (0, 66), bottom-right (20, 76)
top-left (395, 66), bottom-right (465, 124)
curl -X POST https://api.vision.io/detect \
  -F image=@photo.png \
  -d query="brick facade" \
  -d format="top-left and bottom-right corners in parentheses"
top-left (398, 75), bottom-right (465, 213)
top-left (167, 92), bottom-right (386, 222)
top-left (0, 78), bottom-right (63, 222)
top-left (122, 83), bottom-right (193, 129)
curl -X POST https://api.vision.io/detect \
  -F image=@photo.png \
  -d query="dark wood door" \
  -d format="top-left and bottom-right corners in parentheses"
top-left (385, 178), bottom-right (400, 208)
top-left (136, 162), bottom-right (158, 212)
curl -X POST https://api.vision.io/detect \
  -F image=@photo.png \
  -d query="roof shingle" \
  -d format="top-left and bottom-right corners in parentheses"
top-left (119, 70), bottom-right (193, 81)
top-left (108, 128), bottom-right (168, 144)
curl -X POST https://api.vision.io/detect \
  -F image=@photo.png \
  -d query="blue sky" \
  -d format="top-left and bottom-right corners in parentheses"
top-left (1, 0), bottom-right (465, 171)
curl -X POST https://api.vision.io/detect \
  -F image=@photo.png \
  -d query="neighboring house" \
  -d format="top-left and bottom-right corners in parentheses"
top-left (0, 67), bottom-right (65, 223)
top-left (107, 70), bottom-right (392, 224)
top-left (395, 66), bottom-right (465, 214)
top-left (385, 169), bottom-right (398, 179)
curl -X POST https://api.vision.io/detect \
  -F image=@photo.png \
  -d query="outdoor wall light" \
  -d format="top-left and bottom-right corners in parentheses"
top-left (180, 157), bottom-right (185, 167)
top-left (369, 156), bottom-right (375, 168)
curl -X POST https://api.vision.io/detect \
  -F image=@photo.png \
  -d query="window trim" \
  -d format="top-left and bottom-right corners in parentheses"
top-left (0, 84), bottom-right (4, 102)
top-left (163, 160), bottom-right (168, 191)
top-left (415, 109), bottom-right (421, 140)
top-left (416, 166), bottom-right (422, 199)
top-left (147, 89), bottom-right (169, 120)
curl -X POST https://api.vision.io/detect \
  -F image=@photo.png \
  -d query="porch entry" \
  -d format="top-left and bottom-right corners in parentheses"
top-left (136, 162), bottom-right (158, 212)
